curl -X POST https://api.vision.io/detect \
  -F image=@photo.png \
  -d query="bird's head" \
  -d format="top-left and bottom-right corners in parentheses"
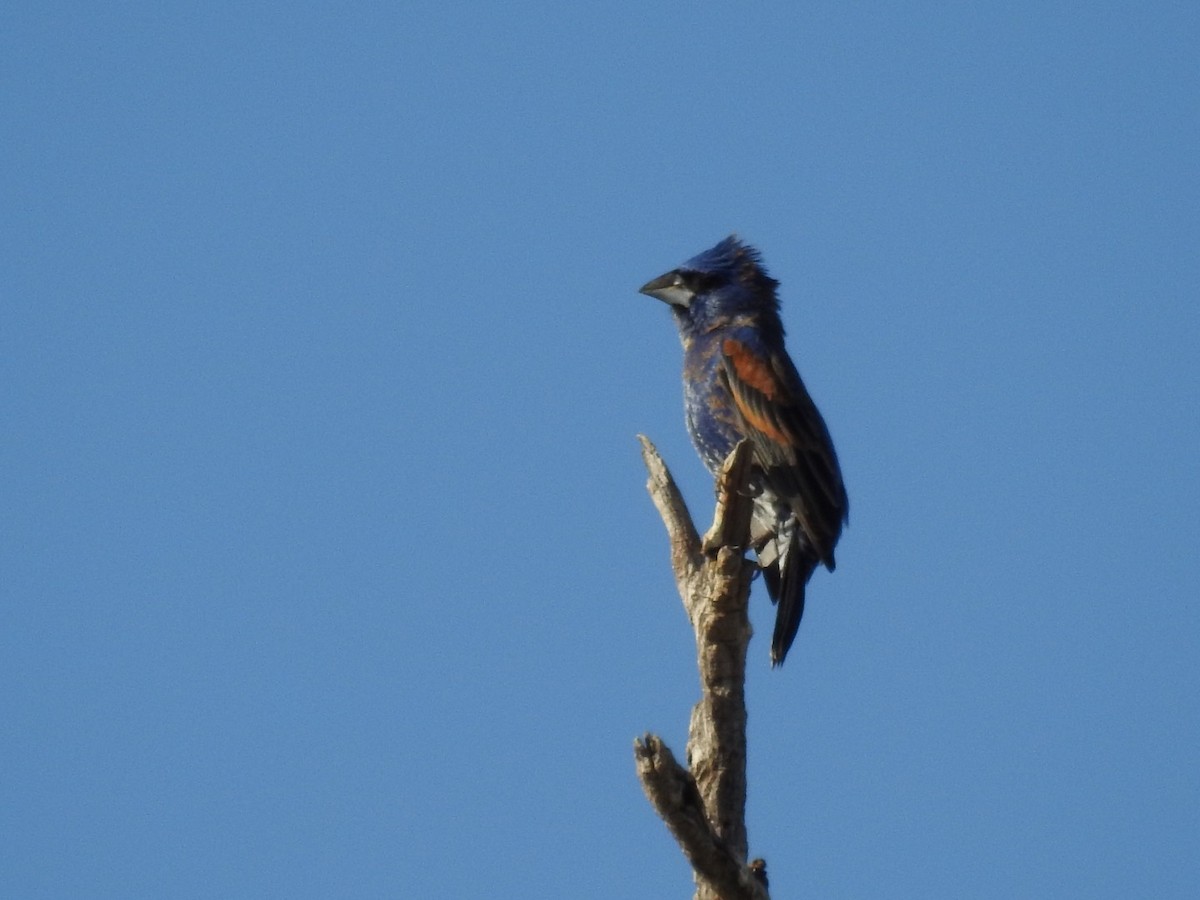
top-left (639, 235), bottom-right (781, 337)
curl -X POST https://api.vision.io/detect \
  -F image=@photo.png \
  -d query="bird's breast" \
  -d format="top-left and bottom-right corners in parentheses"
top-left (681, 336), bottom-right (743, 475)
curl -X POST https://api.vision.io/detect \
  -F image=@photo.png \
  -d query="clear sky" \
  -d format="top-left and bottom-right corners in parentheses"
top-left (3, 2), bottom-right (1198, 897)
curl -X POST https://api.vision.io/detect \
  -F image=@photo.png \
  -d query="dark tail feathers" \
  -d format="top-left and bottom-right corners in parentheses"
top-left (763, 532), bottom-right (817, 667)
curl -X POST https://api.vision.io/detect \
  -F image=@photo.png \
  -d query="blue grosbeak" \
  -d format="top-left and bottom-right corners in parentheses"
top-left (641, 236), bottom-right (848, 665)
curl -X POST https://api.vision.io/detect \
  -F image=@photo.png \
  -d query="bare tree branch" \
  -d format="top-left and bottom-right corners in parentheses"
top-left (635, 436), bottom-right (770, 900)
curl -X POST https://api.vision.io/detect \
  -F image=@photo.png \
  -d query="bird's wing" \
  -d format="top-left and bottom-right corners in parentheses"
top-left (719, 337), bottom-right (846, 566)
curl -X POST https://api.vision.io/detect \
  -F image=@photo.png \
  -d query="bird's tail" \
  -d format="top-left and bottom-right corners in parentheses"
top-left (770, 554), bottom-right (807, 667)
top-left (754, 512), bottom-right (817, 666)
top-left (765, 528), bottom-right (817, 667)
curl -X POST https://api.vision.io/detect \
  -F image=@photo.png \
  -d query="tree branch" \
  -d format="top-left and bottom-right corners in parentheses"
top-left (635, 436), bottom-right (770, 900)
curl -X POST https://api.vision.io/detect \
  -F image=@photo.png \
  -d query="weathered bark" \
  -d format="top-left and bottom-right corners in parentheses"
top-left (634, 436), bottom-right (770, 900)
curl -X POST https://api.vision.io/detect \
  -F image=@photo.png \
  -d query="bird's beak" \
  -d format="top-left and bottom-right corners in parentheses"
top-left (639, 270), bottom-right (694, 308)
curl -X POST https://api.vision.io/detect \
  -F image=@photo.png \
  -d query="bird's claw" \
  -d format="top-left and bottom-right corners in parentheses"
top-left (701, 529), bottom-right (722, 555)
top-left (701, 528), bottom-right (748, 557)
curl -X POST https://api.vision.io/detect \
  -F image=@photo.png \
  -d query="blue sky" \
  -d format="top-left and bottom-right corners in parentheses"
top-left (3, 2), bottom-right (1198, 897)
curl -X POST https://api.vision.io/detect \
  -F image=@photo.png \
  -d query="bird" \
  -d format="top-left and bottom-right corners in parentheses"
top-left (640, 235), bottom-right (847, 666)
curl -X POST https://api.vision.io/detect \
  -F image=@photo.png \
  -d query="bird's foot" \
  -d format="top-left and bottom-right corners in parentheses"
top-left (701, 526), bottom-right (750, 558)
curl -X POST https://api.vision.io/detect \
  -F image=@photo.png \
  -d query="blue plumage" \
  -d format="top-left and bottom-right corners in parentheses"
top-left (641, 236), bottom-right (848, 665)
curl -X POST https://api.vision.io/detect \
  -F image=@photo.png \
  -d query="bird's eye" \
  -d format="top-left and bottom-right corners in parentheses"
top-left (682, 271), bottom-right (718, 293)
